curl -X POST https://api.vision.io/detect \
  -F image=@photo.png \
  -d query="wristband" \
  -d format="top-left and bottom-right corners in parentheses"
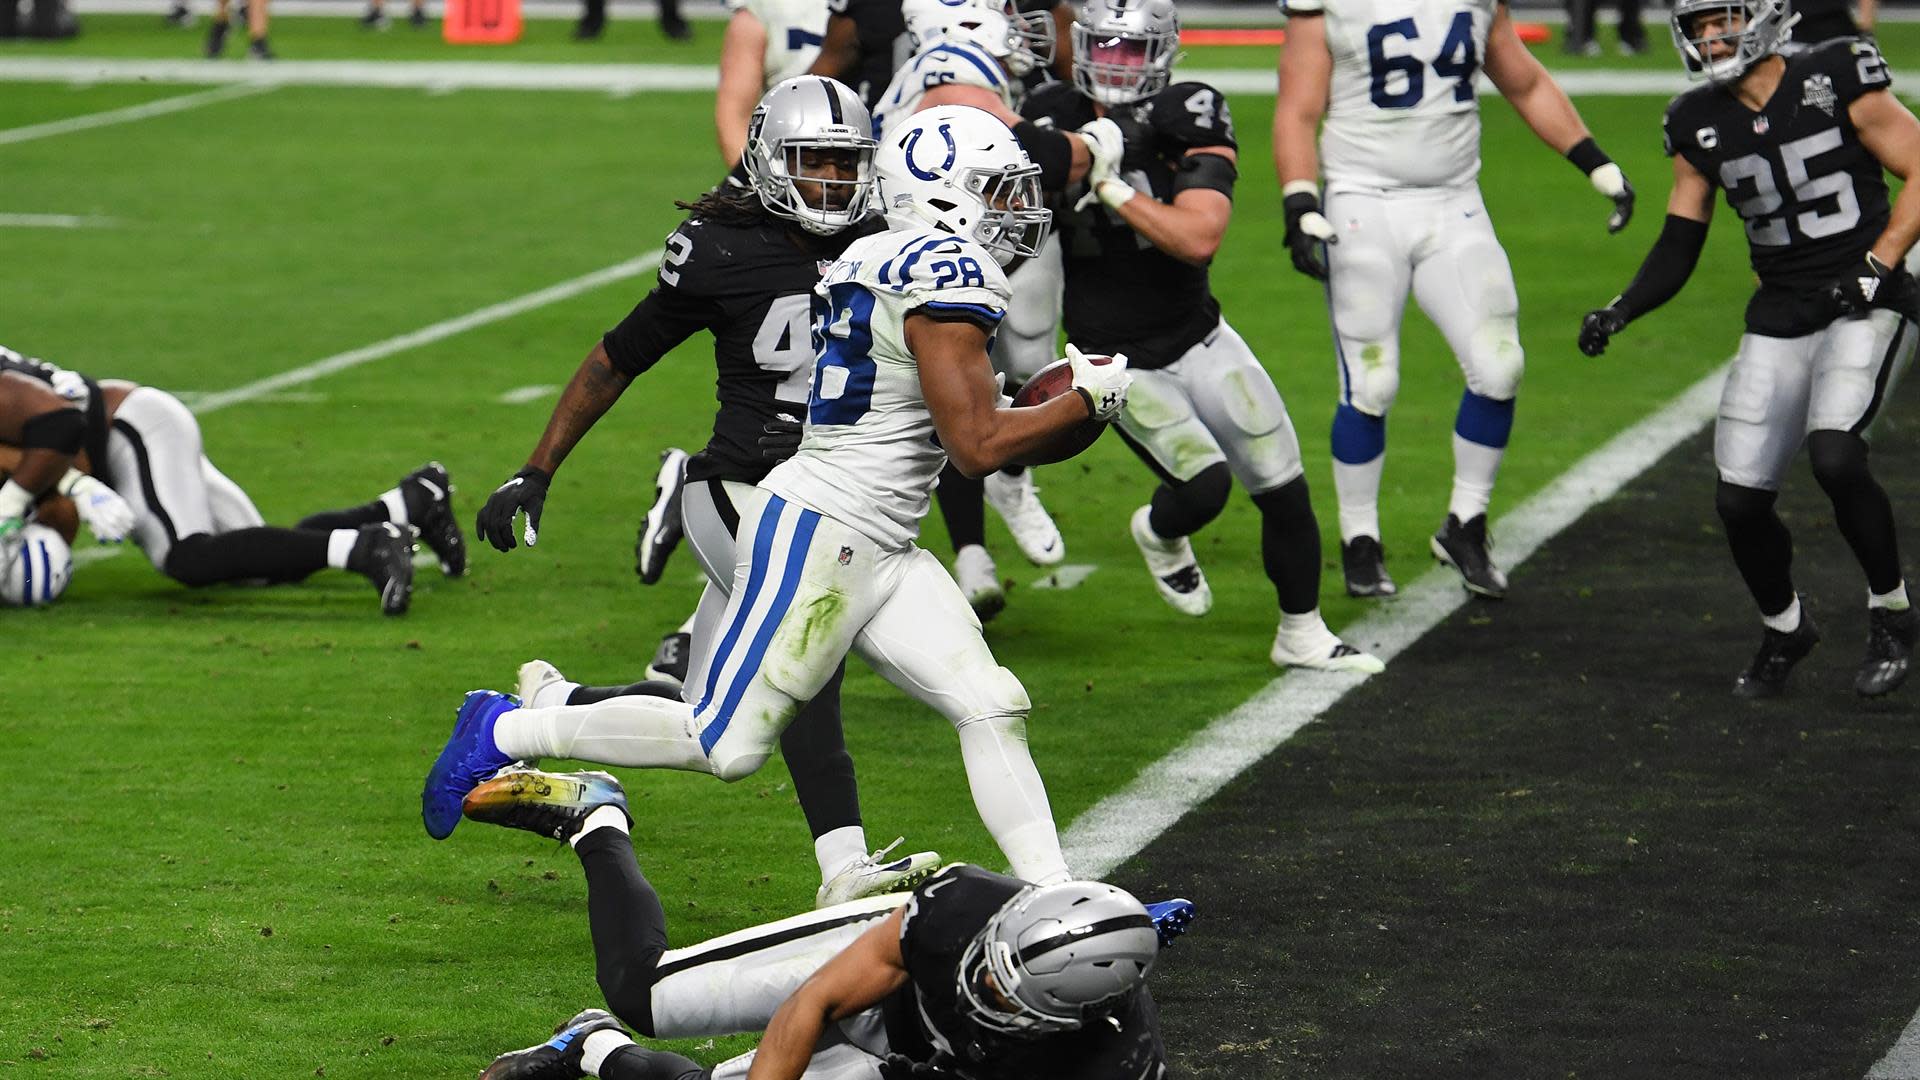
top-left (1566, 137), bottom-right (1612, 175)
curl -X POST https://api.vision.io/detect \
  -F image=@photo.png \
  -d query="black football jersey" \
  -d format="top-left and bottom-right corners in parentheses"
top-left (1024, 80), bottom-right (1237, 370)
top-left (0, 344), bottom-right (111, 485)
top-left (1786, 0), bottom-right (1859, 45)
top-left (601, 210), bottom-right (884, 486)
top-left (827, 0), bottom-right (910, 107)
top-left (879, 864), bottom-right (1168, 1080)
top-left (1664, 40), bottom-right (1904, 335)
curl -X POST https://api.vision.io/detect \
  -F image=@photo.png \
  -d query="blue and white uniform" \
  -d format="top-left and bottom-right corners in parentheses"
top-left (870, 38), bottom-right (1016, 140)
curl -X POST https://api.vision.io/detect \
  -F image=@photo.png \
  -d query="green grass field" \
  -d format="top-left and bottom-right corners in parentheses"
top-left (0, 26), bottom-right (1833, 1078)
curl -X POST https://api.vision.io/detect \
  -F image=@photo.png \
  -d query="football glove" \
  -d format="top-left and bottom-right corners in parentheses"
top-left (0, 479), bottom-right (32, 543)
top-left (58, 470), bottom-right (133, 543)
top-left (1829, 252), bottom-right (1894, 317)
top-left (1065, 343), bottom-right (1132, 422)
top-left (1589, 163), bottom-right (1636, 234)
top-left (475, 465), bottom-right (550, 552)
top-left (1073, 118), bottom-right (1133, 213)
top-left (1578, 306), bottom-right (1629, 357)
top-left (1282, 185), bottom-right (1337, 281)
top-left (758, 415), bottom-right (804, 462)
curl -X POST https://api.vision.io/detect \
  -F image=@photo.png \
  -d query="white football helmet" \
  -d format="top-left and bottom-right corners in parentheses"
top-left (1669, 0), bottom-right (1795, 82)
top-left (956, 880), bottom-right (1159, 1038)
top-left (1072, 0), bottom-right (1180, 106)
top-left (875, 105), bottom-right (1051, 269)
top-left (743, 76), bottom-right (878, 235)
top-left (1, 523), bottom-right (73, 608)
top-left (903, 0), bottom-right (1051, 76)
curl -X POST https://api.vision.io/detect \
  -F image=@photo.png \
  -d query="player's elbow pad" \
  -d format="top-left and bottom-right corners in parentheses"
top-left (1012, 121), bottom-right (1074, 192)
top-left (19, 406), bottom-right (86, 454)
top-left (1616, 214), bottom-right (1709, 320)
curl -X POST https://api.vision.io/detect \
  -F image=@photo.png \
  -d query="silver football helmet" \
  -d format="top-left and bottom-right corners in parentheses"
top-left (1669, 0), bottom-right (1796, 82)
top-left (1072, 0), bottom-right (1180, 106)
top-left (743, 76), bottom-right (878, 235)
top-left (955, 881), bottom-right (1159, 1038)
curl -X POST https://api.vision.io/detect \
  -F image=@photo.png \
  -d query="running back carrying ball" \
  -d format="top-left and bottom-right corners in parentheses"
top-left (1011, 346), bottom-right (1122, 464)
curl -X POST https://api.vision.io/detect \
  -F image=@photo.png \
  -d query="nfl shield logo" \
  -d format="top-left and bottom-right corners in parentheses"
top-left (1753, 115), bottom-right (1770, 135)
top-left (838, 546), bottom-right (853, 566)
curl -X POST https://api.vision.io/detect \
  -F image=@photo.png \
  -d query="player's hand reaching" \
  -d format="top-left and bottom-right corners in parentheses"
top-left (1073, 118), bottom-right (1132, 212)
top-left (1589, 162), bottom-right (1636, 234)
top-left (59, 470), bottom-right (133, 542)
top-left (1578, 306), bottom-right (1629, 357)
top-left (476, 466), bottom-right (550, 552)
top-left (1065, 343), bottom-right (1131, 421)
top-left (1281, 185), bottom-right (1337, 281)
top-left (758, 414), bottom-right (804, 462)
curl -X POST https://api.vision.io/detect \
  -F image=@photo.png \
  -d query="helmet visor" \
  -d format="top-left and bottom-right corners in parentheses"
top-left (1071, 23), bottom-right (1175, 103)
top-left (964, 164), bottom-right (1051, 266)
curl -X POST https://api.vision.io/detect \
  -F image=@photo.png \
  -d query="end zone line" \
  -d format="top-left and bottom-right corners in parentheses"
top-left (1060, 365), bottom-right (1728, 879)
top-left (0, 82), bottom-right (276, 147)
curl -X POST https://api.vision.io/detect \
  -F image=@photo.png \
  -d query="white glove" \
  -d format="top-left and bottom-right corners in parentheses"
top-left (0, 478), bottom-right (33, 544)
top-left (1065, 343), bottom-right (1132, 422)
top-left (58, 470), bottom-right (133, 543)
top-left (993, 371), bottom-right (1013, 410)
top-left (1587, 161), bottom-right (1635, 233)
top-left (1073, 118), bottom-right (1134, 213)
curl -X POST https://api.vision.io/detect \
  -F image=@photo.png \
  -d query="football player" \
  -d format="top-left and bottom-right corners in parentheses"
top-left (715, 0), bottom-right (829, 168)
top-left (0, 345), bottom-right (458, 614)
top-left (807, 0), bottom-right (1070, 109)
top-left (1022, 0), bottom-right (1381, 673)
top-left (1577, 0), bottom-right (1920, 697)
top-left (1275, 0), bottom-right (1636, 599)
top-left (473, 79), bottom-right (940, 907)
top-left (440, 106), bottom-right (1132, 890)
top-left (459, 767), bottom-right (1179, 1080)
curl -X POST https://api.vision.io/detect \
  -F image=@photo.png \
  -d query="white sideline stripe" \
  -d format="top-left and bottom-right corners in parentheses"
top-left (0, 81), bottom-right (274, 146)
top-left (72, 547), bottom-right (122, 566)
top-left (1870, 1016), bottom-right (1920, 1078)
top-left (1060, 365), bottom-right (1729, 880)
top-left (189, 251), bottom-right (662, 416)
top-left (498, 384), bottom-right (558, 405)
top-left (0, 212), bottom-right (114, 228)
top-left (1030, 564), bottom-right (1097, 590)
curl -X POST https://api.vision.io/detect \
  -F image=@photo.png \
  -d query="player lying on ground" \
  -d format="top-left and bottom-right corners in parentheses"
top-left (459, 767), bottom-right (1188, 1080)
top-left (1578, 0), bottom-right (1920, 697)
top-left (0, 345), bottom-right (463, 614)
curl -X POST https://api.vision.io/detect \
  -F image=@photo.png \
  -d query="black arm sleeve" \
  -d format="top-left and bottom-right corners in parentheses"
top-left (1614, 214), bottom-right (1710, 321)
top-left (19, 407), bottom-right (86, 453)
top-left (601, 287), bottom-right (725, 378)
top-left (1013, 120), bottom-right (1074, 193)
top-left (1172, 151), bottom-right (1237, 199)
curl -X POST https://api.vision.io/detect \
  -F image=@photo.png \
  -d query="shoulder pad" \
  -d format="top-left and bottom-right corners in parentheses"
top-left (1661, 87), bottom-right (1721, 157)
top-left (913, 41), bottom-right (1009, 91)
top-left (1804, 37), bottom-right (1893, 101)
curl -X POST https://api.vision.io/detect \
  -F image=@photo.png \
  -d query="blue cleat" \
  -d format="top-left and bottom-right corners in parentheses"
top-left (421, 689), bottom-right (518, 840)
top-left (1145, 898), bottom-right (1196, 948)
top-left (479, 1008), bottom-right (628, 1080)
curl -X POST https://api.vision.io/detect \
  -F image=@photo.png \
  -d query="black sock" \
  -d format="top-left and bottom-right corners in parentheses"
top-left (1716, 480), bottom-right (1797, 617)
top-left (162, 527), bottom-right (328, 587)
top-left (780, 663), bottom-right (860, 839)
top-left (935, 463), bottom-right (986, 551)
top-left (1810, 430), bottom-right (1904, 595)
top-left (575, 828), bottom-right (669, 1036)
top-left (1147, 461), bottom-right (1231, 539)
top-left (581, 0), bottom-right (604, 23)
top-left (599, 1045), bottom-right (709, 1080)
top-left (1251, 476), bottom-right (1324, 616)
top-left (567, 680), bottom-right (682, 705)
top-left (296, 500), bottom-right (390, 532)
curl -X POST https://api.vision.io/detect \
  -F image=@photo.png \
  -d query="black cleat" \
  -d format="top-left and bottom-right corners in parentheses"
top-left (659, 12), bottom-right (691, 38)
top-left (1857, 606), bottom-right (1918, 697)
top-left (463, 767), bottom-right (629, 842)
top-left (245, 35), bottom-right (275, 59)
top-left (1733, 612), bottom-right (1820, 699)
top-left (348, 521), bottom-right (415, 616)
top-left (1341, 535), bottom-right (1397, 598)
top-left (204, 17), bottom-right (229, 55)
top-left (359, 6), bottom-right (389, 28)
top-left (1431, 513), bottom-right (1508, 599)
top-left (644, 630), bottom-right (691, 688)
top-left (479, 1008), bottom-right (629, 1080)
top-left (407, 6), bottom-right (427, 26)
top-left (402, 461), bottom-right (466, 577)
top-left (571, 15), bottom-right (603, 38)
top-left (164, 3), bottom-right (193, 26)
top-left (634, 448), bottom-right (687, 585)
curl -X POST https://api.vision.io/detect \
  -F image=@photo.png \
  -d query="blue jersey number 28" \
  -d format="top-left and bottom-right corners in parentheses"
top-left (1366, 11), bottom-right (1479, 110)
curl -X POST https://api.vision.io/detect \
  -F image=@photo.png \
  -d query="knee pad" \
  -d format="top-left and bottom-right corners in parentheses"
top-left (1342, 346), bottom-right (1401, 417)
top-left (953, 666), bottom-right (1030, 730)
top-left (161, 533), bottom-right (221, 587)
top-left (1808, 430), bottom-right (1872, 492)
top-left (705, 742), bottom-right (771, 783)
top-left (1217, 364), bottom-right (1288, 439)
top-left (1715, 479), bottom-right (1779, 527)
top-left (1463, 321), bottom-right (1525, 402)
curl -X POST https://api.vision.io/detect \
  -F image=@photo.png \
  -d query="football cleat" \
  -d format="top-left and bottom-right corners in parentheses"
top-left (347, 521), bottom-right (416, 616)
top-left (463, 767), bottom-right (629, 842)
top-left (402, 461), bottom-right (466, 578)
top-left (407, 6), bottom-right (427, 26)
top-left (1857, 606), bottom-right (1917, 698)
top-left (358, 6), bottom-right (389, 28)
top-left (163, 2), bottom-right (193, 25)
top-left (1341, 535), bottom-right (1397, 598)
top-left (1144, 898), bottom-right (1196, 948)
top-left (517, 659), bottom-right (572, 710)
top-left (954, 544), bottom-right (1006, 621)
top-left (245, 35), bottom-right (276, 60)
top-left (422, 690), bottom-right (519, 839)
top-left (1270, 622), bottom-right (1385, 674)
top-left (984, 469), bottom-right (1065, 567)
top-left (1130, 506), bottom-right (1211, 616)
top-left (1733, 611), bottom-right (1820, 699)
top-left (644, 631), bottom-right (692, 688)
top-left (1431, 513), bottom-right (1507, 599)
top-left (204, 16), bottom-right (229, 55)
top-left (479, 1008), bottom-right (629, 1080)
top-left (816, 838), bottom-right (942, 908)
top-left (634, 448), bottom-right (688, 586)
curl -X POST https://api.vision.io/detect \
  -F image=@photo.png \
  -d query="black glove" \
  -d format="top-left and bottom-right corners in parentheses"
top-left (474, 465), bottom-right (549, 552)
top-left (1282, 191), bottom-right (1336, 281)
top-left (758, 416), bottom-right (804, 462)
top-left (1579, 306), bottom-right (1629, 357)
top-left (1829, 252), bottom-right (1894, 317)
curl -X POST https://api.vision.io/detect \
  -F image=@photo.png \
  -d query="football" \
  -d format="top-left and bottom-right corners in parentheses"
top-left (1009, 354), bottom-right (1114, 466)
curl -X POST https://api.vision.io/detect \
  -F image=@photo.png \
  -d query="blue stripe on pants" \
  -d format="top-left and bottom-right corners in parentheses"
top-left (699, 506), bottom-right (821, 755)
top-left (694, 494), bottom-right (787, 715)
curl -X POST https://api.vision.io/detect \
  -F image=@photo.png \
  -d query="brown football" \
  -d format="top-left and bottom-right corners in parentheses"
top-left (1009, 355), bottom-right (1112, 466)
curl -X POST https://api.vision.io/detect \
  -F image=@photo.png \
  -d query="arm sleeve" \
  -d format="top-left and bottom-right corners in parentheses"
top-left (1172, 151), bottom-right (1238, 199)
top-left (1013, 120), bottom-right (1075, 192)
top-left (1613, 214), bottom-right (1711, 321)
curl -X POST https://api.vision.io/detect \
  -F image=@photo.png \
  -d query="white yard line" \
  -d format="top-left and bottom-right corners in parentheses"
top-left (0, 212), bottom-right (115, 228)
top-left (0, 81), bottom-right (275, 146)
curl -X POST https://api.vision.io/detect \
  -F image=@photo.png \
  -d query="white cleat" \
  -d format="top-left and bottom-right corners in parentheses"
top-left (1270, 624), bottom-right (1385, 674)
top-left (816, 839), bottom-right (943, 908)
top-left (954, 544), bottom-right (1006, 621)
top-left (1130, 506), bottom-right (1211, 616)
top-left (516, 659), bottom-right (572, 709)
top-left (984, 469), bottom-right (1065, 566)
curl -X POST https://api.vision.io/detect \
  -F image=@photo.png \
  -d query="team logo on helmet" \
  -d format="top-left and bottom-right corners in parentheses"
top-left (901, 124), bottom-right (959, 182)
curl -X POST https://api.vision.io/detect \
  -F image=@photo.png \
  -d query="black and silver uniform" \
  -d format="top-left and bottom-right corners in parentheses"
top-left (0, 345), bottom-right (110, 484)
top-left (1664, 38), bottom-right (1914, 336)
top-left (1023, 80), bottom-right (1239, 370)
top-left (601, 211), bottom-right (884, 486)
top-left (879, 864), bottom-right (1167, 1080)
top-left (826, 0), bottom-right (910, 107)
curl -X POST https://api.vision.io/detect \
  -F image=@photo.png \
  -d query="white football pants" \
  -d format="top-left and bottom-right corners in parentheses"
top-left (1115, 318), bottom-right (1305, 494)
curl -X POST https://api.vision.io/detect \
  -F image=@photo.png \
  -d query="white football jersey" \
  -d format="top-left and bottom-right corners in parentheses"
top-left (761, 227), bottom-right (1011, 549)
top-left (1286, 0), bottom-right (1496, 189)
top-left (870, 39), bottom-right (1017, 140)
top-left (728, 0), bottom-right (829, 88)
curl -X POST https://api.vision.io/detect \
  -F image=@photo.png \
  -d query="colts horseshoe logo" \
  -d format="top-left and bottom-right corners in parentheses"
top-left (901, 123), bottom-right (958, 181)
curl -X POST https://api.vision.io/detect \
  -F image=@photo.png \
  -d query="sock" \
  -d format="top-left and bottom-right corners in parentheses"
top-left (381, 487), bottom-right (410, 526)
top-left (1871, 582), bottom-right (1911, 611)
top-left (1718, 482), bottom-right (1797, 618)
top-left (1252, 477), bottom-right (1324, 615)
top-left (955, 714), bottom-right (1068, 885)
top-left (574, 828), bottom-right (669, 1038)
top-left (325, 529), bottom-right (358, 569)
top-left (580, 1029), bottom-right (636, 1077)
top-left (935, 464), bottom-right (987, 552)
top-left (814, 825), bottom-right (869, 883)
top-left (1147, 462), bottom-right (1231, 539)
top-left (1331, 404), bottom-right (1385, 541)
top-left (1762, 595), bottom-right (1802, 634)
top-left (162, 527), bottom-right (329, 586)
top-left (780, 663), bottom-right (861, 842)
top-left (571, 804), bottom-right (630, 849)
top-left (493, 700), bottom-right (711, 772)
top-left (296, 499), bottom-right (391, 532)
top-left (596, 1045), bottom-right (707, 1080)
top-left (1278, 608), bottom-right (1330, 641)
top-left (1450, 392), bottom-right (1514, 523)
top-left (567, 681), bottom-right (679, 705)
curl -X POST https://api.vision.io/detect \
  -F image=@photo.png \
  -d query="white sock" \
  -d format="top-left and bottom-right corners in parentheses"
top-left (493, 700), bottom-right (712, 773)
top-left (676, 612), bottom-right (696, 635)
top-left (955, 714), bottom-right (1068, 885)
top-left (815, 825), bottom-right (870, 884)
top-left (380, 487), bottom-right (409, 526)
top-left (325, 529), bottom-right (358, 569)
top-left (1762, 595), bottom-right (1803, 634)
top-left (1870, 582), bottom-right (1911, 611)
top-left (579, 1027), bottom-right (635, 1076)
top-left (1278, 608), bottom-right (1331, 642)
top-left (569, 804), bottom-right (630, 849)
top-left (1332, 457), bottom-right (1384, 542)
top-left (1448, 433), bottom-right (1504, 523)
top-left (528, 679), bottom-right (581, 710)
